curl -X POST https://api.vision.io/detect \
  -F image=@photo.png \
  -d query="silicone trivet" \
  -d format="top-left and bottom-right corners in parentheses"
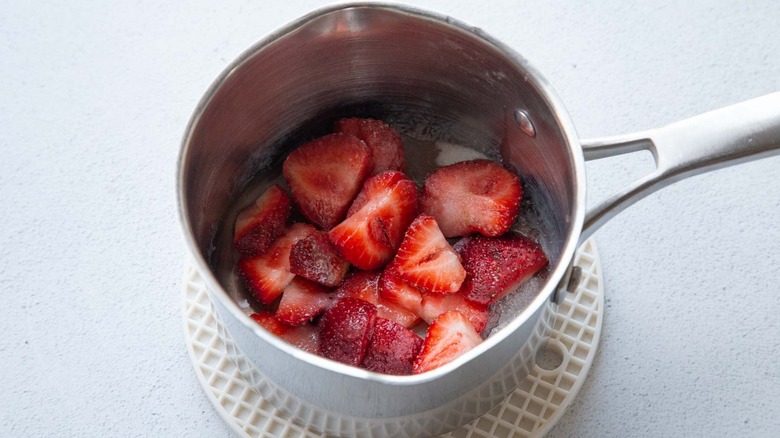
top-left (182, 239), bottom-right (603, 437)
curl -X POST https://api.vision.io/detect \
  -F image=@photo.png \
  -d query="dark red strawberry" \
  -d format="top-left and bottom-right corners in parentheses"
top-left (412, 310), bottom-right (483, 374)
top-left (388, 214), bottom-right (466, 294)
top-left (332, 270), bottom-right (419, 328)
top-left (276, 277), bottom-right (332, 326)
top-left (250, 311), bottom-right (319, 354)
top-left (419, 291), bottom-right (489, 334)
top-left (420, 159), bottom-right (522, 238)
top-left (334, 118), bottom-right (405, 175)
top-left (238, 223), bottom-right (316, 305)
top-left (379, 270), bottom-right (423, 316)
top-left (318, 297), bottom-right (377, 366)
top-left (329, 171), bottom-right (418, 270)
top-left (289, 231), bottom-right (350, 287)
top-left (233, 184), bottom-right (291, 257)
top-left (456, 233), bottom-right (548, 306)
top-left (283, 133), bottom-right (371, 229)
top-left (360, 318), bottom-right (423, 375)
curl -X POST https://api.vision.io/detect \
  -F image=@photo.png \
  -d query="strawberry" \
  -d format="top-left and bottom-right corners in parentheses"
top-left (412, 310), bottom-right (483, 374)
top-left (419, 291), bottom-right (489, 334)
top-left (332, 270), bottom-right (419, 328)
top-left (334, 118), bottom-right (405, 175)
top-left (238, 223), bottom-right (316, 305)
top-left (250, 311), bottom-right (319, 354)
top-left (318, 297), bottom-right (377, 366)
top-left (328, 171), bottom-right (418, 270)
top-left (289, 231), bottom-right (350, 287)
top-left (283, 133), bottom-right (371, 229)
top-left (360, 318), bottom-right (423, 375)
top-left (233, 184), bottom-right (291, 257)
top-left (420, 159), bottom-right (522, 238)
top-left (388, 214), bottom-right (466, 294)
top-left (276, 277), bottom-right (332, 326)
top-left (456, 233), bottom-right (548, 306)
top-left (379, 270), bottom-right (423, 316)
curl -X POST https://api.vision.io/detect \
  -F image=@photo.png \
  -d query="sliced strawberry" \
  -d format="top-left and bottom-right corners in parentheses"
top-left (289, 231), bottom-right (350, 287)
top-left (250, 311), bottom-right (292, 336)
top-left (281, 324), bottom-right (320, 354)
top-left (318, 297), bottom-right (377, 366)
top-left (419, 291), bottom-right (489, 334)
top-left (328, 171), bottom-right (418, 270)
top-left (276, 277), bottom-right (332, 326)
top-left (283, 133), bottom-right (371, 229)
top-left (334, 118), bottom-right (405, 175)
top-left (238, 223), bottom-right (316, 304)
top-left (412, 310), bottom-right (483, 374)
top-left (360, 318), bottom-right (423, 375)
top-left (233, 184), bottom-right (291, 257)
top-left (250, 311), bottom-right (319, 354)
top-left (332, 270), bottom-right (420, 328)
top-left (379, 270), bottom-right (423, 316)
top-left (456, 233), bottom-right (548, 306)
top-left (388, 214), bottom-right (466, 294)
top-left (420, 159), bottom-right (522, 238)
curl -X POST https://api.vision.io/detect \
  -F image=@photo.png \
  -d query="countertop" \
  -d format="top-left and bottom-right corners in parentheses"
top-left (2, 0), bottom-right (778, 436)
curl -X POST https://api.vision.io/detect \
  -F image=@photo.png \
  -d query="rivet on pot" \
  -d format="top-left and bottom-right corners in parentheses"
top-left (514, 109), bottom-right (536, 137)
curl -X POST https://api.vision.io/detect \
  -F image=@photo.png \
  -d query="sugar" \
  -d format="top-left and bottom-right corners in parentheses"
top-left (486, 276), bottom-right (545, 337)
top-left (434, 141), bottom-right (488, 167)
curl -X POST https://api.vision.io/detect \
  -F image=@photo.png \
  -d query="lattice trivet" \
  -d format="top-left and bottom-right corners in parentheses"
top-left (182, 239), bottom-right (603, 437)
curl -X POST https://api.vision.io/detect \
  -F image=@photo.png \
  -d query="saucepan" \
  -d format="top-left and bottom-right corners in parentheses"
top-left (177, 3), bottom-right (780, 436)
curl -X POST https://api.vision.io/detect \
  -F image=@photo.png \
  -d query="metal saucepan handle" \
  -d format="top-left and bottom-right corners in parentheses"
top-left (579, 92), bottom-right (780, 244)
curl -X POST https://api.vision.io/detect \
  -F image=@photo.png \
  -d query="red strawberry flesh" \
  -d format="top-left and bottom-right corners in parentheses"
top-left (318, 297), bottom-right (377, 366)
top-left (389, 214), bottom-right (466, 294)
top-left (250, 311), bottom-right (319, 354)
top-left (238, 223), bottom-right (316, 305)
top-left (332, 270), bottom-right (419, 328)
top-left (283, 133), bottom-right (371, 229)
top-left (289, 231), bottom-right (350, 287)
top-left (419, 291), bottom-right (489, 334)
top-left (420, 159), bottom-right (522, 238)
top-left (335, 118), bottom-right (405, 175)
top-left (412, 310), bottom-right (483, 374)
top-left (379, 270), bottom-right (423, 316)
top-left (360, 318), bottom-right (423, 375)
top-left (456, 233), bottom-right (548, 306)
top-left (276, 277), bottom-right (332, 326)
top-left (329, 171), bottom-right (418, 270)
top-left (233, 184), bottom-right (291, 257)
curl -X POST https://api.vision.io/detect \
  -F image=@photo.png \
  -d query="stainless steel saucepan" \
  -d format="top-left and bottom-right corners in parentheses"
top-left (177, 3), bottom-right (780, 436)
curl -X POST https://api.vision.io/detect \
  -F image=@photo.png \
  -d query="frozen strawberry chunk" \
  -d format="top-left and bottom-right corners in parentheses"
top-left (360, 318), bottom-right (423, 375)
top-left (233, 184), bottom-right (291, 257)
top-left (388, 214), bottom-right (466, 294)
top-left (419, 291), bottom-right (489, 334)
top-left (238, 223), bottom-right (316, 304)
top-left (332, 270), bottom-right (419, 328)
top-left (329, 171), bottom-right (418, 270)
top-left (456, 233), bottom-right (548, 306)
top-left (379, 270), bottom-right (423, 316)
top-left (276, 277), bottom-right (332, 326)
top-left (420, 159), bottom-right (522, 238)
top-left (250, 311), bottom-right (319, 354)
top-left (318, 297), bottom-right (377, 366)
top-left (289, 231), bottom-right (350, 287)
top-left (283, 133), bottom-right (371, 229)
top-left (334, 118), bottom-right (406, 175)
top-left (412, 310), bottom-right (483, 374)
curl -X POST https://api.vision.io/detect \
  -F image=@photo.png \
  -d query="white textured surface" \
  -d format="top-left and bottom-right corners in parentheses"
top-left (1, 1), bottom-right (779, 437)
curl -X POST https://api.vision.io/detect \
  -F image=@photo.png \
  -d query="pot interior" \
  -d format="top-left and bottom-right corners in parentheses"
top-left (180, 4), bottom-right (583, 345)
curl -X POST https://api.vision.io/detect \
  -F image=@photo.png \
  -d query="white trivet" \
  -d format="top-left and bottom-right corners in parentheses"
top-left (182, 239), bottom-right (603, 437)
